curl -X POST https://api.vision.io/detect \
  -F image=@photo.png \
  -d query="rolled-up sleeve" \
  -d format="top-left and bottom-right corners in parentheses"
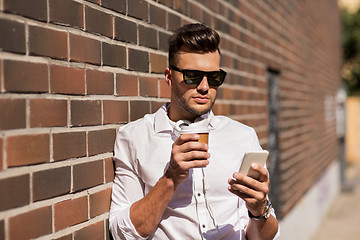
top-left (109, 128), bottom-right (147, 240)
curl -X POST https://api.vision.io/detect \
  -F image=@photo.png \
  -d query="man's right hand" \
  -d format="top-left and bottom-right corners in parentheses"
top-left (165, 134), bottom-right (210, 187)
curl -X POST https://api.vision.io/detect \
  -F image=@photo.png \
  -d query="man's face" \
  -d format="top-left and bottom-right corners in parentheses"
top-left (165, 50), bottom-right (221, 122)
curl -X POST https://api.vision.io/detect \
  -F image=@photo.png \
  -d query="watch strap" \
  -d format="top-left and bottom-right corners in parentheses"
top-left (248, 201), bottom-right (272, 220)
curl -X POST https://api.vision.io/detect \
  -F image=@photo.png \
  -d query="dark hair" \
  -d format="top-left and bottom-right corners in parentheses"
top-left (168, 23), bottom-right (220, 65)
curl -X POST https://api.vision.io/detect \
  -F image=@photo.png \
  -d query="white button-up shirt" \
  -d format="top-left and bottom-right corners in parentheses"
top-left (110, 104), bottom-right (277, 239)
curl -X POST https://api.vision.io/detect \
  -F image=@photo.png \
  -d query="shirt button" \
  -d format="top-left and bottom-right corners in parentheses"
top-left (202, 224), bottom-right (206, 228)
top-left (197, 193), bottom-right (201, 197)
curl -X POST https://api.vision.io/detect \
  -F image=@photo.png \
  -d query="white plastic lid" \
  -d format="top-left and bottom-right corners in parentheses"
top-left (180, 124), bottom-right (209, 134)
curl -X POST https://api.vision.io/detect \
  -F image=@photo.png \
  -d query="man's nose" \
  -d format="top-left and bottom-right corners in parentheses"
top-left (197, 76), bottom-right (209, 92)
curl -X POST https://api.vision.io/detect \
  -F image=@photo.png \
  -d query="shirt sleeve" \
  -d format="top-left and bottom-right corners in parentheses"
top-left (109, 128), bottom-right (147, 240)
top-left (250, 127), bottom-right (263, 151)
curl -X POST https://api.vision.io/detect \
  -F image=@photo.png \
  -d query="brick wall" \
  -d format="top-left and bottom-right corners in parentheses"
top-left (0, 0), bottom-right (341, 239)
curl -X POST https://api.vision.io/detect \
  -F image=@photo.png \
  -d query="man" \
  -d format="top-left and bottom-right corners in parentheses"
top-left (110, 23), bottom-right (279, 239)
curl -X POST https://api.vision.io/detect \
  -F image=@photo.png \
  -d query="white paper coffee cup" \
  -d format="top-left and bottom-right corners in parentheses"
top-left (180, 125), bottom-right (209, 144)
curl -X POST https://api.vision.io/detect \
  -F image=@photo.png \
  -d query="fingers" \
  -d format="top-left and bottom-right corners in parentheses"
top-left (228, 166), bottom-right (269, 201)
top-left (250, 163), bottom-right (269, 182)
top-left (228, 179), bottom-right (268, 201)
top-left (228, 169), bottom-right (269, 215)
top-left (178, 141), bottom-right (209, 155)
top-left (173, 151), bottom-right (210, 163)
top-left (172, 134), bottom-right (209, 162)
top-left (175, 158), bottom-right (210, 170)
top-left (228, 176), bottom-right (268, 198)
top-left (167, 134), bottom-right (210, 184)
top-left (174, 133), bottom-right (200, 145)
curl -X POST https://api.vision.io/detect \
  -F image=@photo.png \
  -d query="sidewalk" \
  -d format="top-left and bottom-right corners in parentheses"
top-left (312, 160), bottom-right (360, 240)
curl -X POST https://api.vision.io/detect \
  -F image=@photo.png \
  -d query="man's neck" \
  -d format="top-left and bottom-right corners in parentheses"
top-left (167, 106), bottom-right (199, 123)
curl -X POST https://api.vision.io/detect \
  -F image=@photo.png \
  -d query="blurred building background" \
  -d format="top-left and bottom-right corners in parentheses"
top-left (340, 0), bottom-right (360, 166)
top-left (0, 0), bottom-right (356, 240)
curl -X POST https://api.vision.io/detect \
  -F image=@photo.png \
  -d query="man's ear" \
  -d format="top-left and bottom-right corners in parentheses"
top-left (164, 68), bottom-right (172, 87)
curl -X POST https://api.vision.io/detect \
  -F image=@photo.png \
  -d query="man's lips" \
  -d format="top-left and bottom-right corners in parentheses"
top-left (193, 96), bottom-right (209, 104)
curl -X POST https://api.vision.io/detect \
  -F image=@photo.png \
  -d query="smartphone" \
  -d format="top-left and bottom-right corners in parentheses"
top-left (239, 150), bottom-right (269, 179)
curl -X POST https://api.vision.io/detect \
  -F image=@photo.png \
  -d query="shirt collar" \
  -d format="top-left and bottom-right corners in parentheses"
top-left (154, 103), bottom-right (173, 134)
top-left (154, 103), bottom-right (219, 134)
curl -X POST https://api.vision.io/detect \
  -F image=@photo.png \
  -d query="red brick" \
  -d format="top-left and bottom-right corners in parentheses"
top-left (9, 206), bottom-right (52, 240)
top-left (71, 100), bottom-right (101, 126)
top-left (4, 0), bottom-right (47, 21)
top-left (6, 134), bottom-right (50, 167)
top-left (102, 0), bottom-right (126, 13)
top-left (30, 98), bottom-right (67, 127)
top-left (211, 103), bottom-right (221, 115)
top-left (90, 188), bottom-right (112, 217)
top-left (202, 10), bottom-right (213, 27)
top-left (50, 65), bottom-right (85, 95)
top-left (4, 60), bottom-right (48, 93)
top-left (53, 132), bottom-right (86, 161)
top-left (0, 98), bottom-right (26, 130)
top-left (139, 77), bottom-right (158, 97)
top-left (0, 174), bottom-right (30, 211)
top-left (29, 25), bottom-right (68, 59)
top-left (114, 17), bottom-right (137, 44)
top-left (139, 25), bottom-right (157, 49)
top-left (128, 0), bottom-right (148, 21)
top-left (167, 12), bottom-right (181, 31)
top-left (128, 49), bottom-right (149, 72)
top-left (49, 0), bottom-right (84, 29)
top-left (0, 18), bottom-right (26, 54)
top-left (102, 43), bottom-right (126, 68)
top-left (150, 5), bottom-right (167, 28)
top-left (103, 100), bottom-right (129, 124)
top-left (130, 101), bottom-right (150, 121)
top-left (158, 0), bottom-right (172, 6)
top-left (222, 87), bottom-right (234, 100)
top-left (174, 0), bottom-right (187, 10)
top-left (85, 6), bottom-right (113, 38)
top-left (70, 34), bottom-right (101, 65)
top-left (86, 69), bottom-right (114, 95)
top-left (74, 221), bottom-right (104, 240)
top-left (73, 160), bottom-right (103, 191)
top-left (159, 79), bottom-right (171, 98)
top-left (54, 196), bottom-right (88, 231)
top-left (159, 31), bottom-right (171, 52)
top-left (105, 158), bottom-right (114, 183)
top-left (88, 128), bottom-right (116, 156)
top-left (151, 101), bottom-right (166, 113)
top-left (189, 2), bottom-right (202, 21)
top-left (116, 74), bottom-right (138, 96)
top-left (33, 166), bottom-right (71, 201)
top-left (150, 53), bottom-right (167, 73)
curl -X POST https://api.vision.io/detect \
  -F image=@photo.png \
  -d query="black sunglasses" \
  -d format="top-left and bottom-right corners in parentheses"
top-left (169, 65), bottom-right (226, 87)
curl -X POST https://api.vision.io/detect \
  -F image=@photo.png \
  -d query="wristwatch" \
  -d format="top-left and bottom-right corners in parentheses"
top-left (248, 200), bottom-right (273, 220)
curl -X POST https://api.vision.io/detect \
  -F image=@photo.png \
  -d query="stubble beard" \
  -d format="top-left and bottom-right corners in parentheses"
top-left (176, 94), bottom-right (216, 117)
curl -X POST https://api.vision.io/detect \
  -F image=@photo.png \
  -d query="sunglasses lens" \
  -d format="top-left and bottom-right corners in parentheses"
top-left (183, 70), bottom-right (204, 85)
top-left (207, 72), bottom-right (222, 86)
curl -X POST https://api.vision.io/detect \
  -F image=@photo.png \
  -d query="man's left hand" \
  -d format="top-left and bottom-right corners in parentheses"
top-left (228, 163), bottom-right (269, 217)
